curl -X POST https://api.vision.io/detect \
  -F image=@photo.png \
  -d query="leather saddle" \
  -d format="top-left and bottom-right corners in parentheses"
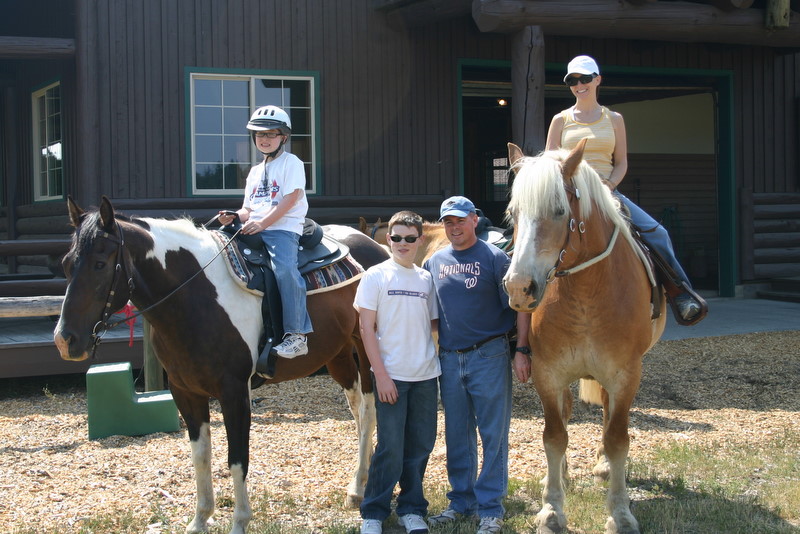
top-left (219, 217), bottom-right (349, 377)
top-left (222, 218), bottom-right (349, 276)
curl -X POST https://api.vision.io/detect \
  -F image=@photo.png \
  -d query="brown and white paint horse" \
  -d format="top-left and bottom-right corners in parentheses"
top-left (504, 141), bottom-right (666, 534)
top-left (54, 196), bottom-right (387, 534)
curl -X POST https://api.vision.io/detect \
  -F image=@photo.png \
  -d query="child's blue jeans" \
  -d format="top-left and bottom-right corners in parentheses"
top-left (361, 377), bottom-right (439, 521)
top-left (259, 229), bottom-right (313, 335)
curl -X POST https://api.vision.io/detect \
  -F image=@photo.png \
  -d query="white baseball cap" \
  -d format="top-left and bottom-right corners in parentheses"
top-left (563, 55), bottom-right (600, 82)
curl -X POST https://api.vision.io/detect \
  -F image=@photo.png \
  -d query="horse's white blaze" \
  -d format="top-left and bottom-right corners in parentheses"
top-left (504, 215), bottom-right (561, 307)
top-left (187, 422), bottom-right (214, 534)
top-left (142, 219), bottom-right (263, 365)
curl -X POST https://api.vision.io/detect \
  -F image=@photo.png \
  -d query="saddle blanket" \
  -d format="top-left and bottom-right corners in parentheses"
top-left (210, 230), bottom-right (365, 297)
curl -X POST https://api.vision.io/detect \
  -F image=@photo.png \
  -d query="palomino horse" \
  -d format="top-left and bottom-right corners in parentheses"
top-left (503, 140), bottom-right (666, 534)
top-left (54, 197), bottom-right (387, 534)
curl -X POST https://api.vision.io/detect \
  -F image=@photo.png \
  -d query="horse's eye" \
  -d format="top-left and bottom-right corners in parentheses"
top-left (94, 261), bottom-right (106, 270)
top-left (554, 207), bottom-right (566, 217)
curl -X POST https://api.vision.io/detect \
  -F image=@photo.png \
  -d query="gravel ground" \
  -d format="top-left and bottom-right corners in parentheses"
top-left (0, 331), bottom-right (798, 533)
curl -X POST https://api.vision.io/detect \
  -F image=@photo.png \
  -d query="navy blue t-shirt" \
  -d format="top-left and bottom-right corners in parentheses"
top-left (424, 240), bottom-right (516, 351)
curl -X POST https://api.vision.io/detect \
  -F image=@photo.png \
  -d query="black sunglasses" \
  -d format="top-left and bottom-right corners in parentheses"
top-left (389, 235), bottom-right (419, 243)
top-left (565, 74), bottom-right (597, 87)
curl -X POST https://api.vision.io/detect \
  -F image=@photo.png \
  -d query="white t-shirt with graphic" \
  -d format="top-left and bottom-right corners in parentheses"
top-left (355, 258), bottom-right (441, 382)
top-left (242, 151), bottom-right (308, 235)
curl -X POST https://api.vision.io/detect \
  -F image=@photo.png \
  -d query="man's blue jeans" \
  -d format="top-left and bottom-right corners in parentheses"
top-left (361, 377), bottom-right (439, 521)
top-left (438, 335), bottom-right (512, 519)
top-left (259, 229), bottom-right (312, 334)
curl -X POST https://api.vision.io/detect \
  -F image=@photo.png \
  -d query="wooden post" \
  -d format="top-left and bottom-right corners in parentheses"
top-left (143, 321), bottom-right (165, 392)
top-left (766, 0), bottom-right (791, 28)
top-left (511, 26), bottom-right (545, 156)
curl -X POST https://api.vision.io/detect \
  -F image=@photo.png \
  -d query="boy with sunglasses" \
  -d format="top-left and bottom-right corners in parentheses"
top-left (356, 210), bottom-right (440, 534)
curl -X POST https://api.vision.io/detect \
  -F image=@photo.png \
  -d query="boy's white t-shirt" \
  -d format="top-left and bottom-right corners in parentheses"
top-left (242, 151), bottom-right (308, 235)
top-left (355, 258), bottom-right (440, 382)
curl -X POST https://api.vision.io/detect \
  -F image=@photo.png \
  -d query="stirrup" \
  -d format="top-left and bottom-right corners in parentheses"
top-left (255, 339), bottom-right (277, 378)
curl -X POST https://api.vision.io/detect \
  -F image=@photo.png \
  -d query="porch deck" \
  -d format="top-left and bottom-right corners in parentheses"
top-left (0, 315), bottom-right (144, 378)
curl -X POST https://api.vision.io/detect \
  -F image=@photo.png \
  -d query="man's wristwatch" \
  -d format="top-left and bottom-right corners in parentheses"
top-left (515, 346), bottom-right (531, 356)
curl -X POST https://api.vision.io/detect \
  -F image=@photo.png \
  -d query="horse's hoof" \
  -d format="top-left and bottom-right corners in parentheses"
top-left (344, 493), bottom-right (363, 509)
top-left (535, 504), bottom-right (567, 534)
top-left (605, 513), bottom-right (640, 534)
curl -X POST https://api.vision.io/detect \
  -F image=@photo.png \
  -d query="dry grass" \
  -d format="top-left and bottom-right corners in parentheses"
top-left (1, 331), bottom-right (798, 533)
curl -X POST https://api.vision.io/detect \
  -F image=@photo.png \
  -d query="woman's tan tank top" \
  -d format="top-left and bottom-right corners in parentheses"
top-left (560, 106), bottom-right (615, 180)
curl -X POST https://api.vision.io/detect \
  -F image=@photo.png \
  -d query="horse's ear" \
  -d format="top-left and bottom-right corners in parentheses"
top-left (562, 138), bottom-right (588, 179)
top-left (99, 196), bottom-right (116, 231)
top-left (66, 195), bottom-right (85, 227)
top-left (358, 217), bottom-right (367, 233)
top-left (507, 143), bottom-right (524, 171)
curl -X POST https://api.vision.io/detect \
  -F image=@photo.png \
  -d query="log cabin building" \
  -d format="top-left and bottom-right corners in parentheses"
top-left (1, 0), bottom-right (800, 376)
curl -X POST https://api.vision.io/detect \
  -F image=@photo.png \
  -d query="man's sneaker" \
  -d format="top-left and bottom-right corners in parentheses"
top-left (398, 513), bottom-right (429, 534)
top-left (476, 516), bottom-right (503, 534)
top-left (361, 518), bottom-right (382, 534)
top-left (274, 333), bottom-right (308, 358)
top-left (427, 508), bottom-right (459, 526)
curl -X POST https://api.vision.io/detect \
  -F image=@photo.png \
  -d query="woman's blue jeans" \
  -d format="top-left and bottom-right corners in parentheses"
top-left (438, 335), bottom-right (512, 519)
top-left (617, 192), bottom-right (692, 286)
top-left (361, 377), bottom-right (439, 520)
top-left (259, 229), bottom-right (312, 334)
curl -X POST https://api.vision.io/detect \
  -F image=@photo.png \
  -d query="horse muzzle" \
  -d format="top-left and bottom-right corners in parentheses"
top-left (53, 329), bottom-right (91, 361)
top-left (503, 274), bottom-right (541, 312)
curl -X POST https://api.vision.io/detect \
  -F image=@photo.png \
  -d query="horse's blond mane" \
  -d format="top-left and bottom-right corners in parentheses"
top-left (508, 149), bottom-right (641, 260)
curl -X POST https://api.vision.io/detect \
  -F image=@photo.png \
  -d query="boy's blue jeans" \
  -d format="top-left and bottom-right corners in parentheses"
top-left (617, 192), bottom-right (692, 286)
top-left (438, 335), bottom-right (512, 519)
top-left (361, 377), bottom-right (439, 521)
top-left (259, 229), bottom-right (313, 335)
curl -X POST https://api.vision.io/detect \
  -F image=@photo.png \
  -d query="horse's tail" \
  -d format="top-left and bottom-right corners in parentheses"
top-left (578, 378), bottom-right (603, 406)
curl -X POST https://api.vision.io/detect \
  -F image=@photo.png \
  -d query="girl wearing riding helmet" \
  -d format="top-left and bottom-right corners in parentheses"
top-left (219, 105), bottom-right (312, 361)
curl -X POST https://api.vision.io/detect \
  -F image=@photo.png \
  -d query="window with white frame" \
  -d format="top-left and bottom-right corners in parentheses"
top-left (32, 81), bottom-right (64, 201)
top-left (190, 72), bottom-right (317, 196)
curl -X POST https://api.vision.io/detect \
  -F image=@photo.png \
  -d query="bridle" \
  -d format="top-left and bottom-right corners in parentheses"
top-left (88, 216), bottom-right (240, 356)
top-left (544, 183), bottom-right (620, 283)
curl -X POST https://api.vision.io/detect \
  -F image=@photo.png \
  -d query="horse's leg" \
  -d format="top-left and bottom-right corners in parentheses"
top-left (218, 381), bottom-right (253, 534)
top-left (171, 390), bottom-right (215, 534)
top-left (533, 381), bottom-right (571, 534)
top-left (592, 386), bottom-right (612, 482)
top-left (601, 381), bottom-right (641, 534)
top-left (327, 342), bottom-right (375, 508)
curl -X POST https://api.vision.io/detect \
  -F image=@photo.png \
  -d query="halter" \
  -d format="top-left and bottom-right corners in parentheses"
top-left (544, 184), bottom-right (620, 283)
top-left (89, 215), bottom-right (240, 357)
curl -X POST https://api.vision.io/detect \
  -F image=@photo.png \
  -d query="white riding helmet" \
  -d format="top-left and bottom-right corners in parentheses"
top-left (246, 105), bottom-right (292, 135)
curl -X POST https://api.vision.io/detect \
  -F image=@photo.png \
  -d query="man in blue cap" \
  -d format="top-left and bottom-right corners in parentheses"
top-left (423, 196), bottom-right (531, 534)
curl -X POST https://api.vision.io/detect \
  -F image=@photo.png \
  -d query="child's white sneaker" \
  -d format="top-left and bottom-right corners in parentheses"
top-left (274, 333), bottom-right (308, 358)
top-left (398, 513), bottom-right (429, 534)
top-left (361, 518), bottom-right (383, 534)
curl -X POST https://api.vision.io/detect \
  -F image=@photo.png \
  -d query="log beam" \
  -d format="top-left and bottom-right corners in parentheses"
top-left (473, 0), bottom-right (800, 47)
top-left (0, 36), bottom-right (75, 59)
top-left (767, 0), bottom-right (791, 28)
top-left (511, 26), bottom-right (545, 155)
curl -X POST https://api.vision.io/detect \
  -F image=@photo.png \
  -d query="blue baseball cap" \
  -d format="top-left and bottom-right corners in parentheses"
top-left (439, 196), bottom-right (476, 220)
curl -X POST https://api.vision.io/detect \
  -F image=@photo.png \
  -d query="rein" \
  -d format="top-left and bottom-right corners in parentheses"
top-left (545, 185), bottom-right (621, 283)
top-left (89, 214), bottom-right (241, 355)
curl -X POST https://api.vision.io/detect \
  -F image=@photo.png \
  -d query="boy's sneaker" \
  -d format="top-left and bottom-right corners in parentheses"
top-left (361, 518), bottom-right (382, 534)
top-left (398, 513), bottom-right (429, 534)
top-left (476, 516), bottom-right (503, 534)
top-left (274, 333), bottom-right (308, 358)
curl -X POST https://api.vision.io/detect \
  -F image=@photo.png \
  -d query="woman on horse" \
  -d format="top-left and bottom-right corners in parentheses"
top-left (546, 55), bottom-right (705, 323)
top-left (218, 105), bottom-right (312, 360)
